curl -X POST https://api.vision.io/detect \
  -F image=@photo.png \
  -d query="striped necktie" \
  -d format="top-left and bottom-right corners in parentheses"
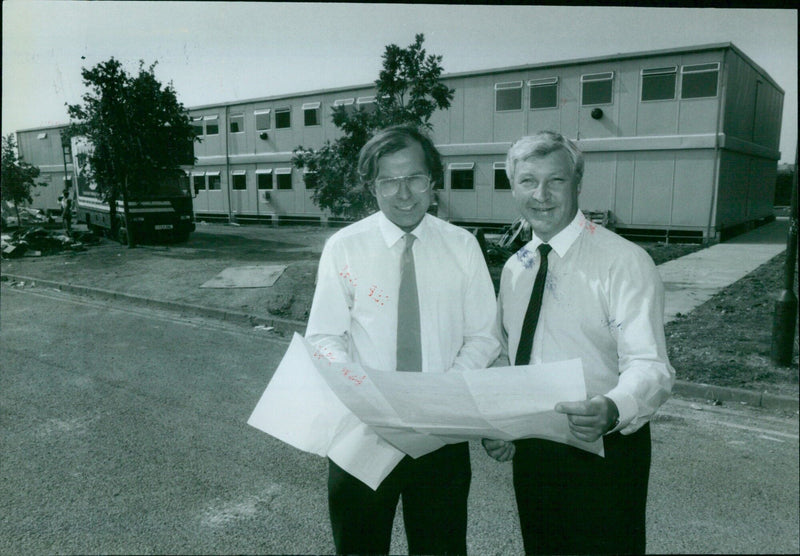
top-left (396, 233), bottom-right (422, 372)
top-left (515, 243), bottom-right (552, 366)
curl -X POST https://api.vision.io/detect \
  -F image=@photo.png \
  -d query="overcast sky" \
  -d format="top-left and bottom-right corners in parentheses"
top-left (2, 2), bottom-right (796, 162)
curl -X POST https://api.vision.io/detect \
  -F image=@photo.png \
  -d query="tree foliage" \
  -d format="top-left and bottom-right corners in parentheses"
top-left (1, 134), bottom-right (43, 226)
top-left (292, 34), bottom-right (453, 220)
top-left (66, 57), bottom-right (196, 243)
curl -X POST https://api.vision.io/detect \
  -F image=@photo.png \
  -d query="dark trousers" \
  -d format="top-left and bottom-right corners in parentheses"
top-left (513, 423), bottom-right (651, 555)
top-left (328, 442), bottom-right (471, 555)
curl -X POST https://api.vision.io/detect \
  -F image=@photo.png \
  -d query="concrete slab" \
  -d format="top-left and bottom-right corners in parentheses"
top-left (660, 218), bottom-right (789, 323)
top-left (200, 265), bottom-right (287, 289)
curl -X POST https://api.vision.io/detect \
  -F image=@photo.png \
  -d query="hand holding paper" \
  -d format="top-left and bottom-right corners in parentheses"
top-left (248, 334), bottom-right (604, 490)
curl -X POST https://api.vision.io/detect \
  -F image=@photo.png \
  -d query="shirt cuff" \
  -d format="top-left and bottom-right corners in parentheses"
top-left (604, 390), bottom-right (638, 434)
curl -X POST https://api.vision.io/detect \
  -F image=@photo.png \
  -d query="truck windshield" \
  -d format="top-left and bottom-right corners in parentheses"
top-left (133, 173), bottom-right (191, 199)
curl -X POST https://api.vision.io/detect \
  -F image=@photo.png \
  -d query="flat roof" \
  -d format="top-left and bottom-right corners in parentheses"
top-left (16, 42), bottom-right (783, 131)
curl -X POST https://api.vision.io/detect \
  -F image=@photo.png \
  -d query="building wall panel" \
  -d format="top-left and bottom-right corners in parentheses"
top-left (671, 149), bottom-right (715, 227)
top-left (631, 152), bottom-right (675, 226)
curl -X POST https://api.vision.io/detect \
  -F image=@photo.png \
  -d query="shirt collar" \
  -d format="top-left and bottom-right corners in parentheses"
top-left (528, 210), bottom-right (585, 258)
top-left (377, 211), bottom-right (429, 248)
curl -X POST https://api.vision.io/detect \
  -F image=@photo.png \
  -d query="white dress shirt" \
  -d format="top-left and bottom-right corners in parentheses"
top-left (307, 211), bottom-right (500, 374)
top-left (497, 211), bottom-right (675, 434)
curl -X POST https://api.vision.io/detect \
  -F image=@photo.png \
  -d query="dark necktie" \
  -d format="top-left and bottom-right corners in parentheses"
top-left (396, 233), bottom-right (422, 372)
top-left (515, 243), bottom-right (552, 366)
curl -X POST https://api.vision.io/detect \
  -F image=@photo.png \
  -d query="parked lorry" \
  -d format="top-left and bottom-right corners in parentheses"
top-left (70, 137), bottom-right (195, 243)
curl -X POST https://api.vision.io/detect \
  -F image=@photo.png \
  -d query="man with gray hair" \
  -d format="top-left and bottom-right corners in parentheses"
top-left (483, 131), bottom-right (674, 554)
top-left (307, 124), bottom-right (499, 554)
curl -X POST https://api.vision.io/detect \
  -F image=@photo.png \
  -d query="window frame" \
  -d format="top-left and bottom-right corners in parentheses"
top-left (254, 109), bottom-right (271, 131)
top-left (356, 96), bottom-right (377, 114)
top-left (493, 162), bottom-right (511, 190)
top-left (528, 77), bottom-right (559, 110)
top-left (191, 117), bottom-right (204, 137)
top-left (494, 81), bottom-right (523, 112)
top-left (203, 115), bottom-right (219, 136)
top-left (231, 169), bottom-right (247, 191)
top-left (275, 107), bottom-right (291, 129)
top-left (640, 66), bottom-right (677, 102)
top-left (192, 172), bottom-right (206, 195)
top-left (206, 171), bottom-right (222, 191)
top-left (229, 112), bottom-right (245, 134)
top-left (256, 168), bottom-right (273, 190)
top-left (680, 62), bottom-right (720, 99)
top-left (302, 102), bottom-right (321, 127)
top-left (580, 71), bottom-right (614, 106)
top-left (275, 167), bottom-right (293, 190)
top-left (448, 162), bottom-right (476, 191)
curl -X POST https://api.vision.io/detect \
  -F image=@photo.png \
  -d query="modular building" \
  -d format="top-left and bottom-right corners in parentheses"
top-left (15, 42), bottom-right (783, 241)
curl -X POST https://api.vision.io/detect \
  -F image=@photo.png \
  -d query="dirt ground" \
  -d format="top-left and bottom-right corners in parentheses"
top-left (665, 251), bottom-right (799, 398)
top-left (3, 222), bottom-right (797, 397)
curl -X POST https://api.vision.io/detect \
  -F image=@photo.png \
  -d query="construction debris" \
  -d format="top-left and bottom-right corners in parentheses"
top-left (1, 227), bottom-right (100, 258)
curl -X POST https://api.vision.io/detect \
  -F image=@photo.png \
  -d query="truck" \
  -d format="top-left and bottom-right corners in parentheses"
top-left (71, 136), bottom-right (195, 243)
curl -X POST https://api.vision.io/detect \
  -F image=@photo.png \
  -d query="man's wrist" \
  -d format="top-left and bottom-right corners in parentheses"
top-left (605, 396), bottom-right (620, 433)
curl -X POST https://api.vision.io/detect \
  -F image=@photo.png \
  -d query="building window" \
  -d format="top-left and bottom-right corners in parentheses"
top-left (192, 174), bottom-right (205, 194)
top-left (37, 132), bottom-right (47, 139)
top-left (303, 102), bottom-right (321, 126)
top-left (495, 81), bottom-right (523, 111)
top-left (493, 162), bottom-right (511, 190)
top-left (641, 67), bottom-right (677, 101)
top-left (529, 77), bottom-right (559, 109)
top-left (232, 170), bottom-right (247, 190)
top-left (275, 108), bottom-right (291, 129)
top-left (229, 113), bottom-right (244, 133)
top-left (356, 96), bottom-right (377, 114)
top-left (333, 98), bottom-right (355, 116)
top-left (276, 168), bottom-right (292, 189)
top-left (581, 72), bottom-right (614, 106)
top-left (449, 163), bottom-right (475, 190)
top-left (303, 169), bottom-right (318, 189)
top-left (207, 172), bottom-right (221, 190)
top-left (256, 169), bottom-right (273, 190)
top-left (681, 63), bottom-right (719, 99)
top-left (255, 109), bottom-right (271, 131)
top-left (203, 115), bottom-right (219, 135)
top-left (191, 117), bottom-right (204, 137)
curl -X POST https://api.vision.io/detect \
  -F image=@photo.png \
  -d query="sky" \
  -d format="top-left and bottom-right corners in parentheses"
top-left (2, 2), bottom-right (797, 163)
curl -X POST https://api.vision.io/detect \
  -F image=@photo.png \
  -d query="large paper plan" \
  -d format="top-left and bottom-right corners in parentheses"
top-left (248, 333), bottom-right (603, 489)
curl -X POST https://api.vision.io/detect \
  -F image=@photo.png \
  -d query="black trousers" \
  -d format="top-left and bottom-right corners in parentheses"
top-left (328, 442), bottom-right (471, 555)
top-left (513, 423), bottom-right (651, 555)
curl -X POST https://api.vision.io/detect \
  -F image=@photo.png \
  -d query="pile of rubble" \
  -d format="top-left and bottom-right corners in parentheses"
top-left (1, 227), bottom-right (100, 258)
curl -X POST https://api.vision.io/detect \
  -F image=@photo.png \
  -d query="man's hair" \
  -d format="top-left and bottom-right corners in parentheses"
top-left (357, 125), bottom-right (443, 188)
top-left (505, 131), bottom-right (584, 184)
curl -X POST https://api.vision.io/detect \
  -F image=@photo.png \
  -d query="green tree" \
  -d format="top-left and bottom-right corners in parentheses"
top-left (292, 34), bottom-right (453, 220)
top-left (1, 134), bottom-right (44, 229)
top-left (66, 57), bottom-right (196, 246)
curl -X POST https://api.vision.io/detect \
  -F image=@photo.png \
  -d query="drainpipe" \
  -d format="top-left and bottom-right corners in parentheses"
top-left (706, 48), bottom-right (727, 243)
top-left (225, 104), bottom-right (234, 224)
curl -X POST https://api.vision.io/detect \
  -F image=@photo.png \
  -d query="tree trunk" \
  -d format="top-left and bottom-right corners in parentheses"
top-left (122, 175), bottom-right (136, 248)
top-left (109, 191), bottom-right (119, 240)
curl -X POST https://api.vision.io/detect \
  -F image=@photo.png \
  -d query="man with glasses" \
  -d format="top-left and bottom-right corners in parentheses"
top-left (306, 124), bottom-right (499, 555)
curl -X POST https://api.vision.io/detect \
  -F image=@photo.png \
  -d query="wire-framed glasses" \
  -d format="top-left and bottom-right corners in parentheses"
top-left (374, 174), bottom-right (431, 197)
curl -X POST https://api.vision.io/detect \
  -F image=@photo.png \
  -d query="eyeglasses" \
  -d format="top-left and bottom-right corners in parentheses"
top-left (374, 174), bottom-right (431, 197)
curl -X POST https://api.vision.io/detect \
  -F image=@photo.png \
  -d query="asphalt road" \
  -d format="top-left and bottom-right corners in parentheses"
top-left (2, 284), bottom-right (798, 555)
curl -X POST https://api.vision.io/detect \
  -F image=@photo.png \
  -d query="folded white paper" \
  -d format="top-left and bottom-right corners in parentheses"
top-left (248, 333), bottom-right (603, 490)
